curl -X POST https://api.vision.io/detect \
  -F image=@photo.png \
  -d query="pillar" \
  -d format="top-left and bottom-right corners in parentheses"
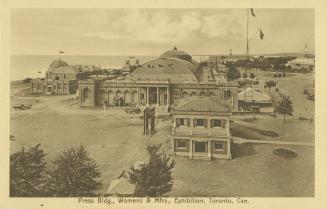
top-left (207, 140), bottom-right (211, 158)
top-left (227, 140), bottom-right (231, 160)
top-left (146, 87), bottom-right (150, 106)
top-left (80, 86), bottom-right (83, 105)
top-left (167, 87), bottom-right (170, 106)
top-left (189, 139), bottom-right (193, 159)
top-left (172, 138), bottom-right (175, 156)
top-left (226, 119), bottom-right (230, 131)
top-left (157, 87), bottom-right (160, 106)
top-left (137, 87), bottom-right (140, 105)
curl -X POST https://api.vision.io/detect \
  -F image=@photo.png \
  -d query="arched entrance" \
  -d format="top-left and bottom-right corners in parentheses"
top-left (124, 91), bottom-right (131, 106)
top-left (132, 91), bottom-right (138, 105)
top-left (83, 88), bottom-right (89, 102)
top-left (108, 90), bottom-right (114, 106)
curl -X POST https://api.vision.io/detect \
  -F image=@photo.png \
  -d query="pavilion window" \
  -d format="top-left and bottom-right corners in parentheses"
top-left (214, 142), bottom-right (224, 151)
top-left (176, 139), bottom-right (187, 149)
top-left (211, 119), bottom-right (222, 128)
top-left (194, 119), bottom-right (207, 128)
top-left (176, 118), bottom-right (190, 127)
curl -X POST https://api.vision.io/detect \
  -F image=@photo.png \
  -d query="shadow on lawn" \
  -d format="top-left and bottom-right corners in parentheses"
top-left (231, 143), bottom-right (256, 159)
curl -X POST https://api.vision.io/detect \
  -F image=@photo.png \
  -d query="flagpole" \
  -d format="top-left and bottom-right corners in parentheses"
top-left (246, 8), bottom-right (249, 61)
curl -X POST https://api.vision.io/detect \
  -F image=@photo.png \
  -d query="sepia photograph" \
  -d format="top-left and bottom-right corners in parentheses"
top-left (7, 7), bottom-right (316, 200)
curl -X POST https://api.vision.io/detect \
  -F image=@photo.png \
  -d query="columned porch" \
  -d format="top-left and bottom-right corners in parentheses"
top-left (139, 86), bottom-right (170, 107)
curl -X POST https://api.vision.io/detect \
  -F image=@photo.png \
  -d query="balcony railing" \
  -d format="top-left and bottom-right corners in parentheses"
top-left (173, 127), bottom-right (229, 138)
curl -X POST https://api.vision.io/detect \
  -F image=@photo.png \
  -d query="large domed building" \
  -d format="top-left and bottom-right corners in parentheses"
top-left (131, 49), bottom-right (200, 83)
top-left (78, 48), bottom-right (239, 110)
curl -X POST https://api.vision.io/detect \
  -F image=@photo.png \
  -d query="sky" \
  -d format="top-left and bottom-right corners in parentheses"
top-left (10, 8), bottom-right (315, 56)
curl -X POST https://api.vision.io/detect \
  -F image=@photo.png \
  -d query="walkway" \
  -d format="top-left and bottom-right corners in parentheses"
top-left (232, 137), bottom-right (314, 147)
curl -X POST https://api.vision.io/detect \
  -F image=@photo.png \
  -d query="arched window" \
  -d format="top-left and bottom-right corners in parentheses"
top-left (200, 92), bottom-right (206, 96)
top-left (116, 90), bottom-right (122, 97)
top-left (191, 92), bottom-right (197, 97)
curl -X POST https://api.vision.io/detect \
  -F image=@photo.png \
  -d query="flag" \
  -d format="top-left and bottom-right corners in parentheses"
top-left (260, 29), bottom-right (264, 40)
top-left (59, 50), bottom-right (64, 53)
top-left (250, 8), bottom-right (256, 17)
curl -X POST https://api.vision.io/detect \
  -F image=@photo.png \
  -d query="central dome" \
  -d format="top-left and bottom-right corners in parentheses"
top-left (49, 59), bottom-right (69, 69)
top-left (159, 47), bottom-right (192, 62)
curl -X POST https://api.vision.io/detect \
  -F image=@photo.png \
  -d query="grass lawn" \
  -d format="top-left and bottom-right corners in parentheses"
top-left (11, 96), bottom-right (149, 194)
top-left (231, 117), bottom-right (314, 143)
top-left (255, 71), bottom-right (315, 119)
top-left (170, 143), bottom-right (314, 197)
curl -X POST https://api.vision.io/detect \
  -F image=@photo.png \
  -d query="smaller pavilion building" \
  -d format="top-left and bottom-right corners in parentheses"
top-left (31, 59), bottom-right (100, 95)
top-left (171, 96), bottom-right (232, 160)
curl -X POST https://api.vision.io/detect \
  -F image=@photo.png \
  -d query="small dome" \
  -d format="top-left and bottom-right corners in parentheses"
top-left (159, 47), bottom-right (192, 62)
top-left (49, 59), bottom-right (69, 69)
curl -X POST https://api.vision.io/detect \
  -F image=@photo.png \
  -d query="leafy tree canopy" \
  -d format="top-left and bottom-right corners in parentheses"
top-left (274, 94), bottom-right (294, 123)
top-left (227, 65), bottom-right (241, 81)
top-left (128, 144), bottom-right (175, 197)
top-left (48, 145), bottom-right (102, 197)
top-left (10, 144), bottom-right (47, 197)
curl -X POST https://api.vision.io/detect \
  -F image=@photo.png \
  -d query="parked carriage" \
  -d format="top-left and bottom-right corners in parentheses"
top-left (125, 107), bottom-right (141, 114)
top-left (12, 104), bottom-right (32, 110)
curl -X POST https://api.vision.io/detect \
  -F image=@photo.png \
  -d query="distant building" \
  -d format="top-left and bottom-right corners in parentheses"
top-left (286, 58), bottom-right (315, 72)
top-left (238, 86), bottom-right (272, 111)
top-left (286, 45), bottom-right (315, 72)
top-left (121, 57), bottom-right (141, 75)
top-left (78, 48), bottom-right (239, 110)
top-left (31, 59), bottom-right (100, 94)
top-left (171, 96), bottom-right (232, 160)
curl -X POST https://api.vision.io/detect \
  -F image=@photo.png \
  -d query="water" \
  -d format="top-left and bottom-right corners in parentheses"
top-left (10, 55), bottom-right (156, 81)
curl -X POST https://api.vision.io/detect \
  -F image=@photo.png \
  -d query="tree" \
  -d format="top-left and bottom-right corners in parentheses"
top-left (264, 80), bottom-right (277, 93)
top-left (274, 94), bottom-right (294, 123)
top-left (227, 65), bottom-right (241, 81)
top-left (128, 144), bottom-right (175, 197)
top-left (48, 145), bottom-right (102, 197)
top-left (10, 144), bottom-right (47, 197)
top-left (242, 72), bottom-right (248, 78)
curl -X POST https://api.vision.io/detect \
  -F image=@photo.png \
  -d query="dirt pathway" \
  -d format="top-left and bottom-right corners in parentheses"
top-left (232, 137), bottom-right (314, 146)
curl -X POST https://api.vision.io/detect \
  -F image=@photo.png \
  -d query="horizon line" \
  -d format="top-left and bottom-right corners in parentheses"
top-left (10, 52), bottom-right (315, 57)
